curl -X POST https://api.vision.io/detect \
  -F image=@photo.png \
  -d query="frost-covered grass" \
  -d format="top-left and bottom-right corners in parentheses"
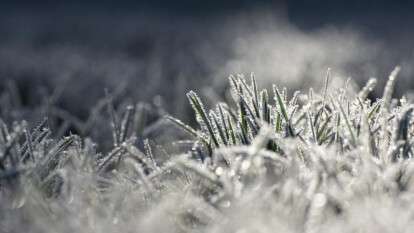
top-left (2, 67), bottom-right (414, 233)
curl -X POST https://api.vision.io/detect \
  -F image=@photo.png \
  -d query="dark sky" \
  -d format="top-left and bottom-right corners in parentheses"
top-left (1, 0), bottom-right (412, 18)
top-left (1, 0), bottom-right (413, 32)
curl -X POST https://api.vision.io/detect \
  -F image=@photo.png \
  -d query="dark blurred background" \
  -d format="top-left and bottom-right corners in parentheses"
top-left (2, 0), bottom-right (413, 25)
top-left (0, 0), bottom-right (413, 142)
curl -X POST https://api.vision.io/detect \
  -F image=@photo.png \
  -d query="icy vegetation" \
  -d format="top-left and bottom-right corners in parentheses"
top-left (2, 67), bottom-right (414, 233)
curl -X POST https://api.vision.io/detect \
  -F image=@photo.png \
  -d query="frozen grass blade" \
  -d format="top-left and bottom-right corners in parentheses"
top-left (251, 74), bottom-right (261, 118)
top-left (380, 66), bottom-right (401, 161)
top-left (166, 115), bottom-right (198, 137)
top-left (316, 114), bottom-right (332, 145)
top-left (260, 89), bottom-right (270, 123)
top-left (273, 85), bottom-right (294, 136)
top-left (210, 111), bottom-right (228, 146)
top-left (119, 105), bottom-right (135, 143)
top-left (105, 90), bottom-right (121, 147)
top-left (226, 115), bottom-right (237, 145)
top-left (358, 78), bottom-right (378, 100)
top-left (337, 99), bottom-right (357, 147)
top-left (187, 91), bottom-right (220, 147)
top-left (389, 106), bottom-right (413, 161)
top-left (218, 104), bottom-right (230, 141)
top-left (322, 68), bottom-right (331, 108)
top-left (308, 112), bottom-right (318, 144)
top-left (382, 66), bottom-right (401, 113)
top-left (144, 139), bottom-right (157, 169)
top-left (166, 115), bottom-right (212, 153)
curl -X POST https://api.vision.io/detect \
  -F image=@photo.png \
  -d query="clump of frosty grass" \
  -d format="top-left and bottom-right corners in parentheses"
top-left (2, 67), bottom-right (414, 233)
